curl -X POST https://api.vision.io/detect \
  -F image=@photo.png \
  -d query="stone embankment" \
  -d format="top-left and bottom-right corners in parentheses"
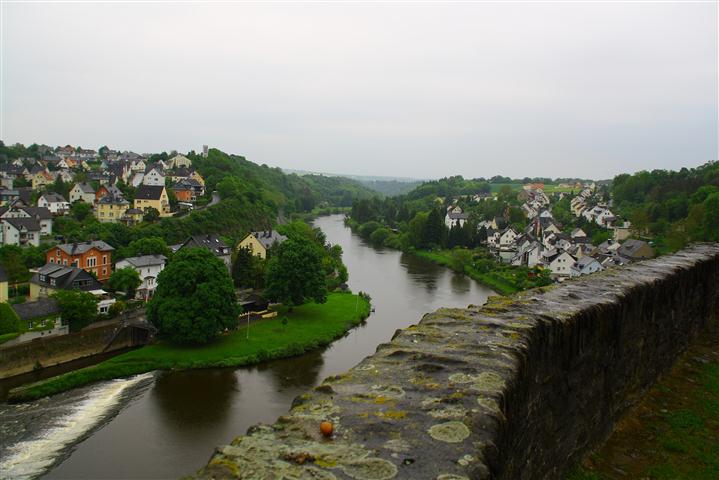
top-left (193, 244), bottom-right (719, 480)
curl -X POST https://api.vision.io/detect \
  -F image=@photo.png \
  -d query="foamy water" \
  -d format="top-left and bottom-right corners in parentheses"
top-left (0, 373), bottom-right (153, 480)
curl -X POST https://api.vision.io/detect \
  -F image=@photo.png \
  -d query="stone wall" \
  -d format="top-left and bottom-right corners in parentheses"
top-left (0, 321), bottom-right (133, 379)
top-left (194, 244), bottom-right (719, 480)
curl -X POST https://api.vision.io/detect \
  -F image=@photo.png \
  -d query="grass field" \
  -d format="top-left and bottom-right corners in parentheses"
top-left (567, 334), bottom-right (719, 480)
top-left (9, 292), bottom-right (371, 402)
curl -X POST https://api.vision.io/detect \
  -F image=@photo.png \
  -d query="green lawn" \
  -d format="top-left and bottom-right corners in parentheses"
top-left (9, 292), bottom-right (371, 402)
top-left (568, 337), bottom-right (719, 480)
top-left (412, 249), bottom-right (529, 295)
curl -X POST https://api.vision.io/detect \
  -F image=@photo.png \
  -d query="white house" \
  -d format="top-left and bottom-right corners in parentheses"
top-left (547, 250), bottom-right (576, 278)
top-left (69, 183), bottom-right (96, 203)
top-left (0, 205), bottom-right (53, 236)
top-left (570, 257), bottom-right (604, 277)
top-left (38, 193), bottom-right (70, 215)
top-left (1, 217), bottom-right (41, 247)
top-left (168, 154), bottom-right (192, 169)
top-left (571, 228), bottom-right (587, 239)
top-left (498, 227), bottom-right (519, 249)
top-left (142, 167), bottom-right (165, 186)
top-left (115, 254), bottom-right (167, 300)
top-left (445, 206), bottom-right (468, 229)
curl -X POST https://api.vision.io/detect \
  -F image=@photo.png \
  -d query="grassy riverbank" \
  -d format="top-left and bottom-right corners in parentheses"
top-left (9, 292), bottom-right (370, 403)
top-left (411, 249), bottom-right (520, 295)
top-left (567, 333), bottom-right (719, 480)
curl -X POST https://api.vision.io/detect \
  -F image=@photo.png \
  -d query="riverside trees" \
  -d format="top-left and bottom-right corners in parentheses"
top-left (148, 248), bottom-right (238, 345)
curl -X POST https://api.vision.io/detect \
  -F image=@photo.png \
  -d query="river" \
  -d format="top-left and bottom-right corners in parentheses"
top-left (0, 215), bottom-right (494, 480)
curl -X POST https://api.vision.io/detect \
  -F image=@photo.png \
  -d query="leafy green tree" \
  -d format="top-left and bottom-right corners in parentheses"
top-left (143, 207), bottom-right (160, 223)
top-left (232, 246), bottom-right (265, 289)
top-left (108, 267), bottom-right (142, 298)
top-left (0, 303), bottom-right (22, 334)
top-left (0, 245), bottom-right (30, 284)
top-left (70, 201), bottom-right (93, 222)
top-left (265, 237), bottom-right (327, 309)
top-left (422, 208), bottom-right (446, 248)
top-left (52, 290), bottom-right (99, 332)
top-left (119, 237), bottom-right (171, 258)
top-left (52, 176), bottom-right (70, 199)
top-left (148, 248), bottom-right (238, 344)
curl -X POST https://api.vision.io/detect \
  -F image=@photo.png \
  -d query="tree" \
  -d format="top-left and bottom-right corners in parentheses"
top-left (232, 246), bottom-right (265, 289)
top-left (52, 290), bottom-right (99, 332)
top-left (143, 207), bottom-right (160, 223)
top-left (0, 303), bottom-right (22, 335)
top-left (70, 201), bottom-right (93, 222)
top-left (147, 248), bottom-right (238, 344)
top-left (265, 237), bottom-right (327, 309)
top-left (108, 267), bottom-right (142, 298)
top-left (119, 237), bottom-right (171, 258)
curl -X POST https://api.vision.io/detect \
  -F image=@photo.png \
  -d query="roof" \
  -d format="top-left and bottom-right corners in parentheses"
top-left (74, 182), bottom-right (95, 194)
top-left (118, 254), bottom-right (167, 268)
top-left (447, 211), bottom-right (469, 220)
top-left (574, 256), bottom-right (600, 269)
top-left (249, 230), bottom-right (288, 250)
top-left (12, 298), bottom-right (60, 321)
top-left (5, 217), bottom-right (41, 232)
top-left (180, 234), bottom-right (231, 257)
top-left (98, 195), bottom-right (129, 206)
top-left (32, 263), bottom-right (102, 291)
top-left (135, 184), bottom-right (166, 200)
top-left (40, 192), bottom-right (68, 203)
top-left (56, 240), bottom-right (115, 255)
top-left (3, 206), bottom-right (53, 220)
top-left (125, 208), bottom-right (143, 214)
top-left (619, 239), bottom-right (651, 256)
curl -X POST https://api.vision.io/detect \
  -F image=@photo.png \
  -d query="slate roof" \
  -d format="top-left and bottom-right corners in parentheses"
top-left (118, 254), bottom-right (167, 268)
top-left (56, 240), bottom-right (115, 255)
top-left (40, 192), bottom-right (68, 203)
top-left (74, 182), bottom-right (95, 194)
top-left (32, 263), bottom-right (102, 291)
top-left (447, 211), bottom-right (469, 220)
top-left (135, 185), bottom-right (165, 200)
top-left (179, 234), bottom-right (231, 257)
top-left (618, 239), bottom-right (652, 258)
top-left (5, 217), bottom-right (41, 232)
top-left (97, 195), bottom-right (129, 206)
top-left (21, 206), bottom-right (53, 220)
top-left (12, 298), bottom-right (60, 321)
top-left (250, 230), bottom-right (288, 250)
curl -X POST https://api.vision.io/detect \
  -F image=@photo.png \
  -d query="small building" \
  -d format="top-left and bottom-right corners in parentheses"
top-left (618, 239), bottom-right (654, 261)
top-left (29, 263), bottom-right (103, 300)
top-left (69, 182), bottom-right (96, 203)
top-left (38, 192), bottom-right (70, 215)
top-left (95, 195), bottom-right (130, 223)
top-left (167, 154), bottom-right (192, 169)
top-left (173, 234), bottom-right (232, 270)
top-left (237, 230), bottom-right (288, 259)
top-left (115, 254), bottom-right (167, 300)
top-left (546, 250), bottom-right (577, 278)
top-left (2, 217), bottom-right (42, 247)
top-left (134, 185), bottom-right (171, 217)
top-left (47, 240), bottom-right (115, 281)
top-left (122, 208), bottom-right (144, 227)
top-left (173, 182), bottom-right (194, 203)
top-left (445, 206), bottom-right (469, 229)
top-left (10, 298), bottom-right (67, 343)
top-left (570, 257), bottom-right (604, 277)
top-left (142, 166), bottom-right (166, 186)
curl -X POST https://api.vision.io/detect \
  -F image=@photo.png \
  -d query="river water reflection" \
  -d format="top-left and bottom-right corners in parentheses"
top-left (0, 215), bottom-right (494, 479)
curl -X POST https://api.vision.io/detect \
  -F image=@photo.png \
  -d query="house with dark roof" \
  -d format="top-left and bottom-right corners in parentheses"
top-left (1, 217), bottom-right (42, 247)
top-left (618, 239), bottom-right (654, 261)
top-left (237, 230), bottom-right (288, 259)
top-left (134, 185), bottom-right (171, 217)
top-left (29, 263), bottom-right (103, 300)
top-left (173, 234), bottom-right (232, 270)
top-left (38, 192), bottom-right (70, 215)
top-left (46, 240), bottom-right (115, 281)
top-left (69, 182), bottom-right (96, 203)
top-left (116, 254), bottom-right (167, 300)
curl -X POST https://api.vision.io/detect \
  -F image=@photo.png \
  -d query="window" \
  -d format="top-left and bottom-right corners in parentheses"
top-left (63, 260), bottom-right (68, 266)
top-left (49, 258), bottom-right (54, 264)
top-left (102, 268), bottom-right (107, 276)
top-left (56, 249), bottom-right (60, 257)
top-left (103, 256), bottom-right (107, 265)
top-left (87, 257), bottom-right (97, 267)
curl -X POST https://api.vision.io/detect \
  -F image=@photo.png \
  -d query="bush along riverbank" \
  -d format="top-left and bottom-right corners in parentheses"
top-left (8, 292), bottom-right (371, 403)
top-left (345, 217), bottom-right (551, 295)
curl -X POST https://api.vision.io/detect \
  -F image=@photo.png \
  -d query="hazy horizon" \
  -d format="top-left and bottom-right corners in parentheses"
top-left (1, 2), bottom-right (717, 180)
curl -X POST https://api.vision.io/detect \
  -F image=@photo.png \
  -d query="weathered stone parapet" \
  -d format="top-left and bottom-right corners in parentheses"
top-left (193, 244), bottom-right (719, 480)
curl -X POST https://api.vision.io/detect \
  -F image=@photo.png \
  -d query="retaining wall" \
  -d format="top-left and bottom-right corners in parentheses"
top-left (194, 244), bottom-right (719, 480)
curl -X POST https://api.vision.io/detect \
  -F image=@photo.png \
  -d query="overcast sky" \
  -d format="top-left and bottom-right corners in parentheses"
top-left (1, 2), bottom-right (717, 180)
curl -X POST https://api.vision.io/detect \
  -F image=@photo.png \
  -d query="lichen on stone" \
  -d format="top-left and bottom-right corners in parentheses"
top-left (341, 458), bottom-right (398, 480)
top-left (428, 421), bottom-right (471, 443)
top-left (436, 474), bottom-right (470, 480)
top-left (429, 405), bottom-right (467, 419)
top-left (469, 371), bottom-right (505, 393)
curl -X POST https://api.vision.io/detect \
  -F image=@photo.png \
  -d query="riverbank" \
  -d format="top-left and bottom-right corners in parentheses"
top-left (568, 330), bottom-right (719, 480)
top-left (8, 292), bottom-right (371, 403)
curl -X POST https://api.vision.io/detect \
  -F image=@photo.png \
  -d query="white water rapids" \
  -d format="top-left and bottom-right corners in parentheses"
top-left (0, 373), bottom-right (153, 480)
